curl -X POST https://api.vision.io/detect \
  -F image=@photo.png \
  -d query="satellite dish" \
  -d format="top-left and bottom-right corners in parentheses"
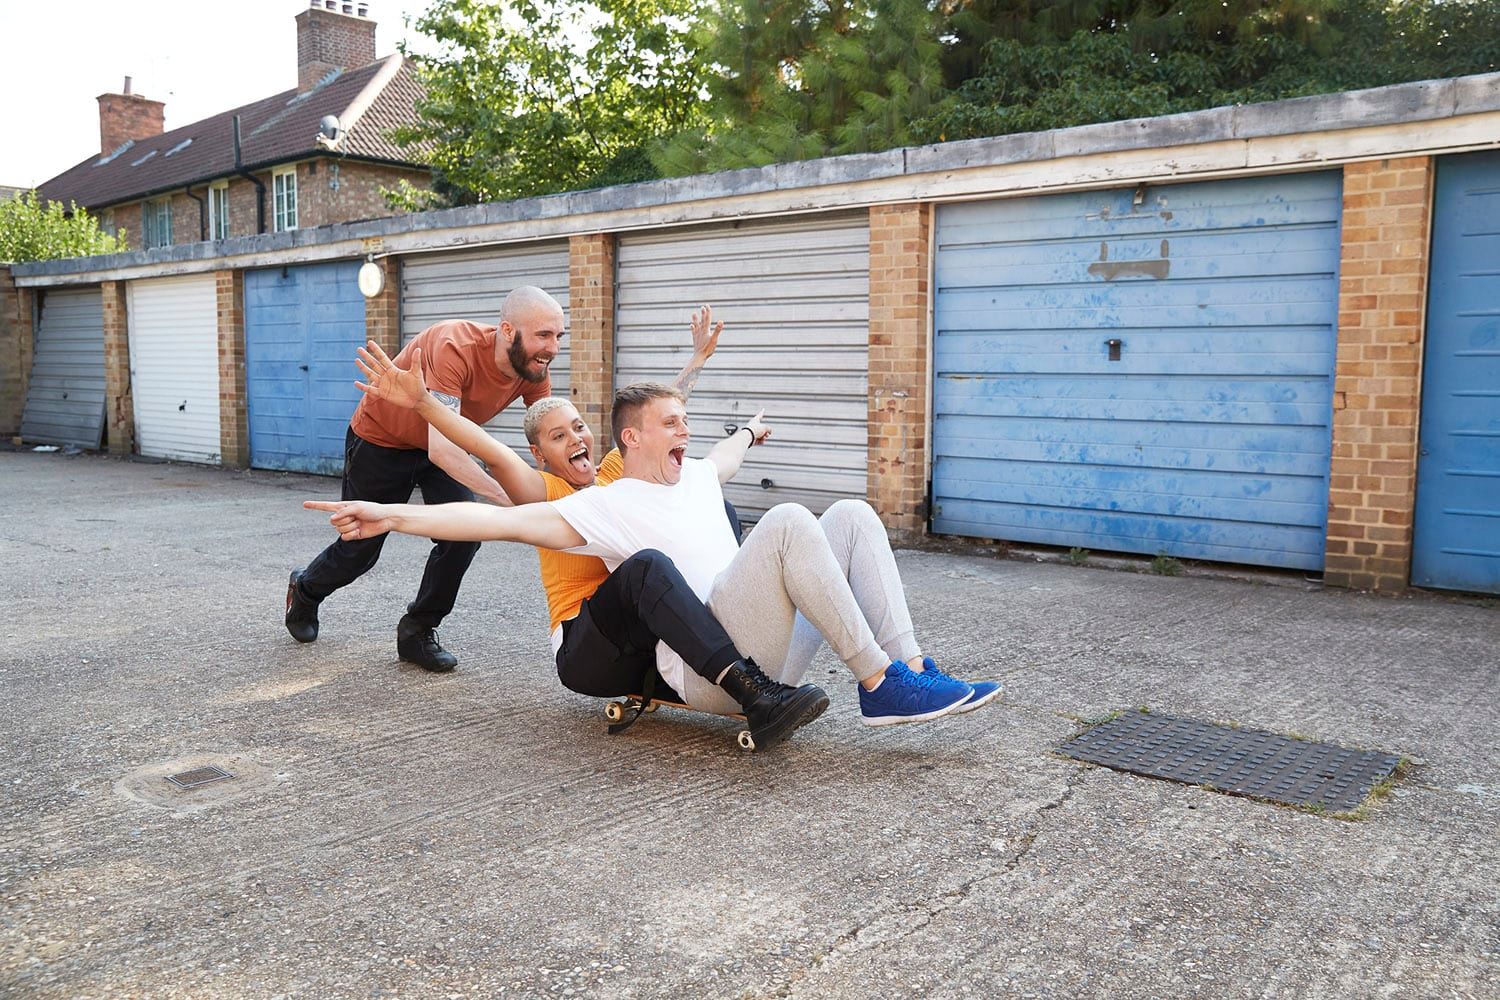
top-left (357, 259), bottom-right (383, 298)
top-left (319, 115), bottom-right (341, 139)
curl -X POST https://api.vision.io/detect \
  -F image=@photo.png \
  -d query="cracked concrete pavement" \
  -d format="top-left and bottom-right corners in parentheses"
top-left (2, 450), bottom-right (1497, 998)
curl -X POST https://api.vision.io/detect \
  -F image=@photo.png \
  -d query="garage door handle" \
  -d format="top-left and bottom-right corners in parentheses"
top-left (299, 364), bottom-right (309, 372)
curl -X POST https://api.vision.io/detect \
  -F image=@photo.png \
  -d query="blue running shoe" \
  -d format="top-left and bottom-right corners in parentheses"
top-left (859, 660), bottom-right (972, 727)
top-left (920, 656), bottom-right (1002, 714)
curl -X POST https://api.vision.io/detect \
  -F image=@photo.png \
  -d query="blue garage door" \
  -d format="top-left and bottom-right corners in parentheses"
top-left (245, 262), bottom-right (367, 475)
top-left (933, 171), bottom-right (1342, 570)
top-left (1413, 151), bottom-right (1500, 594)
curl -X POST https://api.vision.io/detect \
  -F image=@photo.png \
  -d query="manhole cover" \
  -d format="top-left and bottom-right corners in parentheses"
top-left (1057, 710), bottom-right (1400, 811)
top-left (165, 765), bottom-right (234, 790)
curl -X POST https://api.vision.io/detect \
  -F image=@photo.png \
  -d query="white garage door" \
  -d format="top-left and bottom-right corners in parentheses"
top-left (127, 275), bottom-right (221, 463)
top-left (614, 213), bottom-right (870, 518)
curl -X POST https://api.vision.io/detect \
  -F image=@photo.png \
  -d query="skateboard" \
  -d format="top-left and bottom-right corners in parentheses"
top-left (603, 695), bottom-right (757, 751)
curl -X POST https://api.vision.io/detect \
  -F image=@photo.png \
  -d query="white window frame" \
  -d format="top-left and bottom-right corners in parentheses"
top-left (208, 182), bottom-right (230, 240)
top-left (142, 198), bottom-right (172, 248)
top-left (273, 167), bottom-right (298, 233)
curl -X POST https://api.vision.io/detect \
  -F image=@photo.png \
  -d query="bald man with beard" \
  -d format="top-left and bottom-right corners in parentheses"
top-left (284, 285), bottom-right (563, 672)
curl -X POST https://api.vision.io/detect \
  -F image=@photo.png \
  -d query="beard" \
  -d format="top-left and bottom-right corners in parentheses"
top-left (508, 336), bottom-right (550, 384)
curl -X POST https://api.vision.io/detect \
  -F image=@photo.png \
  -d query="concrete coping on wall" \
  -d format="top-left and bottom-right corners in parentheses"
top-left (15, 70), bottom-right (1500, 282)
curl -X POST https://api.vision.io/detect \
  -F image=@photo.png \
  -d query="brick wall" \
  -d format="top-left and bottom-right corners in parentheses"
top-left (0, 267), bottom-right (27, 437)
top-left (107, 191), bottom-right (205, 247)
top-left (100, 281), bottom-right (134, 456)
top-left (867, 203), bottom-right (932, 541)
top-left (1325, 157), bottom-right (1434, 591)
top-left (216, 270), bottom-right (248, 467)
top-left (364, 255), bottom-right (401, 355)
top-left (568, 233), bottom-right (616, 454)
top-left (298, 159), bottom-right (428, 228)
top-left (97, 93), bottom-right (164, 156)
top-left (104, 160), bottom-right (427, 248)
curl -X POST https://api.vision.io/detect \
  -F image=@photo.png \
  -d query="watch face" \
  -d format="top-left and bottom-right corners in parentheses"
top-left (357, 260), bottom-right (384, 298)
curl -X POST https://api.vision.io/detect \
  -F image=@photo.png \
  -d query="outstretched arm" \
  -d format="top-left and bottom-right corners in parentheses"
top-left (706, 408), bottom-right (771, 484)
top-left (356, 342), bottom-right (548, 504)
top-left (672, 304), bottom-right (723, 401)
top-left (303, 498), bottom-right (585, 548)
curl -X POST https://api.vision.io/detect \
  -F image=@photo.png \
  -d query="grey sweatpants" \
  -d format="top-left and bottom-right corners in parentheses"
top-left (681, 499), bottom-right (923, 714)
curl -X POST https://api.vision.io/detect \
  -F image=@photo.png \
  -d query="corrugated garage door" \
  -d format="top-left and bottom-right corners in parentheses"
top-left (933, 172), bottom-right (1341, 570)
top-left (127, 274), bottom-right (221, 464)
top-left (400, 243), bottom-right (570, 458)
top-left (1413, 150), bottom-right (1500, 594)
top-left (244, 261), bottom-right (367, 475)
top-left (20, 287), bottom-right (105, 448)
top-left (614, 214), bottom-right (869, 518)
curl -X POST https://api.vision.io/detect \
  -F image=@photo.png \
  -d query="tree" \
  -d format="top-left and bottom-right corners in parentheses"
top-left (921, 0), bottom-right (1500, 143)
top-left (653, 0), bottom-right (948, 175)
top-left (389, 0), bottom-right (712, 204)
top-left (0, 191), bottom-right (127, 264)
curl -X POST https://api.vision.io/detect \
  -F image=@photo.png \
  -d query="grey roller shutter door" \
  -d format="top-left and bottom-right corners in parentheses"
top-left (615, 214), bottom-right (870, 518)
top-left (21, 288), bottom-right (105, 448)
top-left (399, 243), bottom-right (570, 458)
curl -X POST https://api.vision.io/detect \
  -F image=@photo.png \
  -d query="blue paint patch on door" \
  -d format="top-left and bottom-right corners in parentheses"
top-left (932, 172), bottom-right (1341, 570)
top-left (1413, 151), bottom-right (1500, 594)
top-left (244, 262), bottom-right (366, 475)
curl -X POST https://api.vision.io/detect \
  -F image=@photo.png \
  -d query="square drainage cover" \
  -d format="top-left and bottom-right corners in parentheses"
top-left (1057, 710), bottom-right (1400, 812)
top-left (165, 765), bottom-right (234, 790)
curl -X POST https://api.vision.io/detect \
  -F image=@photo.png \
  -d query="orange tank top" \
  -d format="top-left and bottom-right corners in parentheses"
top-left (536, 449), bottom-right (622, 631)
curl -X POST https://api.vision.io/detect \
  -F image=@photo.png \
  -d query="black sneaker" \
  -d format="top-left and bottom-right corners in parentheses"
top-left (397, 616), bottom-right (458, 673)
top-left (285, 570), bottom-right (320, 644)
top-left (720, 659), bottom-right (829, 751)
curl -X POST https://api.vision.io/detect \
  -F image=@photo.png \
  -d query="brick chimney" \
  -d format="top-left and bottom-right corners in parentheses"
top-left (296, 1), bottom-right (377, 91)
top-left (97, 77), bottom-right (165, 157)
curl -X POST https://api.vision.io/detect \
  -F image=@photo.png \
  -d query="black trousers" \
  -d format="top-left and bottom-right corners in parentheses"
top-left (556, 548), bottom-right (742, 701)
top-left (299, 426), bottom-right (479, 628)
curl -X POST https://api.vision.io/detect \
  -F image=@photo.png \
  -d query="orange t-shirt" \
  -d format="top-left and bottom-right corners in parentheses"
top-left (537, 449), bottom-right (623, 632)
top-left (349, 319), bottom-right (552, 450)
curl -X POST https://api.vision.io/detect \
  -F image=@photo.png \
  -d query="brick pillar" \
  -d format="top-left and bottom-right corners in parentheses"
top-left (217, 269), bottom-right (248, 467)
top-left (0, 267), bottom-right (25, 437)
top-left (100, 281), bottom-right (134, 456)
top-left (364, 256), bottom-right (401, 356)
top-left (1324, 157), bottom-right (1434, 591)
top-left (568, 233), bottom-right (616, 453)
top-left (867, 203), bottom-right (932, 543)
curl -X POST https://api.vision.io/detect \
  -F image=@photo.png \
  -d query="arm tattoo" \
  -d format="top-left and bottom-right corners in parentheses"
top-left (673, 360), bottom-right (704, 402)
top-left (431, 390), bottom-right (462, 414)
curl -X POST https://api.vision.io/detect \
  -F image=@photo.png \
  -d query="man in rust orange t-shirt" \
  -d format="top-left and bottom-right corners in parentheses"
top-left (284, 285), bottom-right (562, 672)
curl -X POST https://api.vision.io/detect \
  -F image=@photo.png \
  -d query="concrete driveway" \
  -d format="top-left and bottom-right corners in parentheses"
top-left (1, 450), bottom-right (1496, 998)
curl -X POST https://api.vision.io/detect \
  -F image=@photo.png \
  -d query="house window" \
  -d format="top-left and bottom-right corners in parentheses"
top-left (209, 183), bottom-right (230, 240)
top-left (142, 198), bottom-right (172, 248)
top-left (273, 167), bottom-right (298, 232)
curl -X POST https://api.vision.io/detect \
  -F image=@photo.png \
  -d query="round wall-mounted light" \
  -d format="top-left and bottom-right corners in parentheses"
top-left (357, 258), bottom-right (384, 298)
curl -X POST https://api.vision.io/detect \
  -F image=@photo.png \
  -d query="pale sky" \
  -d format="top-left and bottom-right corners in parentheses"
top-left (0, 0), bottom-right (443, 188)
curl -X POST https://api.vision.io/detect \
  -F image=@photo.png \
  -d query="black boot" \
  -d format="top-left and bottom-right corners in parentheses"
top-left (397, 615), bottom-right (458, 673)
top-left (719, 660), bottom-right (829, 751)
top-left (285, 570), bottom-right (320, 644)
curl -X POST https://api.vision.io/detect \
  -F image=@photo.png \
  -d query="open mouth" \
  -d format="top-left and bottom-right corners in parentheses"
top-left (669, 446), bottom-right (685, 469)
top-left (568, 446), bottom-right (592, 476)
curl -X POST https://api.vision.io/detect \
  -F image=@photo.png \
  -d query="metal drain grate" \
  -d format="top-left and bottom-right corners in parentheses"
top-left (165, 765), bottom-right (234, 790)
top-left (1057, 710), bottom-right (1400, 811)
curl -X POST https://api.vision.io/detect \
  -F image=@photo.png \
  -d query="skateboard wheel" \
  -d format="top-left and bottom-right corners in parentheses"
top-left (604, 702), bottom-right (625, 723)
top-left (737, 730), bottom-right (756, 752)
top-left (645, 702), bottom-right (660, 714)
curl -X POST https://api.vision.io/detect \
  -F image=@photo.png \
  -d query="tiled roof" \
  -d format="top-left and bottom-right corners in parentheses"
top-left (38, 57), bottom-right (432, 211)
